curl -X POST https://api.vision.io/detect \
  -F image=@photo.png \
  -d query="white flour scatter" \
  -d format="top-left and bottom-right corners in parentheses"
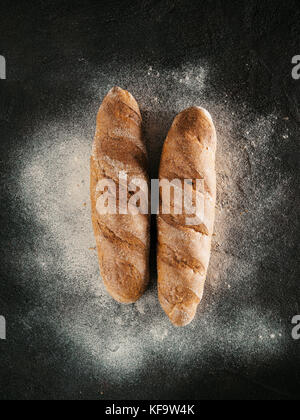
top-left (19, 127), bottom-right (96, 290)
top-left (16, 59), bottom-right (290, 385)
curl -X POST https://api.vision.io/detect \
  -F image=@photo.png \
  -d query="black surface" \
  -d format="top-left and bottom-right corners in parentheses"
top-left (0, 0), bottom-right (300, 400)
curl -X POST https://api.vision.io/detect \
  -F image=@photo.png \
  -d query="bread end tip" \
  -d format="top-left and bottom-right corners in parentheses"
top-left (168, 305), bottom-right (195, 327)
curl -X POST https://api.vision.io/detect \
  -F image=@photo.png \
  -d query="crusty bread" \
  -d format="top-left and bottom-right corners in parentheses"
top-left (90, 87), bottom-right (150, 303)
top-left (157, 107), bottom-right (217, 326)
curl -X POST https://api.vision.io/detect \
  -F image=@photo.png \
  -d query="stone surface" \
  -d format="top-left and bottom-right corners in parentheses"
top-left (0, 0), bottom-right (299, 400)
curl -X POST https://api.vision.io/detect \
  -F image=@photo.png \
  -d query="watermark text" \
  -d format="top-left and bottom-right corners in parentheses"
top-left (292, 315), bottom-right (300, 340)
top-left (95, 172), bottom-right (206, 226)
top-left (0, 316), bottom-right (6, 340)
top-left (292, 55), bottom-right (300, 80)
top-left (0, 55), bottom-right (6, 79)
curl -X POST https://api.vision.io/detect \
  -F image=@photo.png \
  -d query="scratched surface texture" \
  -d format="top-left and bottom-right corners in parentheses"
top-left (0, 0), bottom-right (300, 400)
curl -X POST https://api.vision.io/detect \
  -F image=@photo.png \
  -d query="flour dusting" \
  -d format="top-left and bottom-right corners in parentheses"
top-left (15, 60), bottom-right (291, 383)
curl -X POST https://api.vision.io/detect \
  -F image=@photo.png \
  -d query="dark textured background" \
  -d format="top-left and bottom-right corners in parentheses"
top-left (0, 0), bottom-right (300, 400)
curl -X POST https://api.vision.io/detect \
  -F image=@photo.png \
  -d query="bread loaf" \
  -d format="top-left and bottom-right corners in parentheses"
top-left (157, 107), bottom-right (217, 326)
top-left (90, 87), bottom-right (150, 303)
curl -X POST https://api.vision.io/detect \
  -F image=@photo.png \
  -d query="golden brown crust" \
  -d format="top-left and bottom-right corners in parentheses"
top-left (91, 87), bottom-right (150, 304)
top-left (157, 107), bottom-right (217, 326)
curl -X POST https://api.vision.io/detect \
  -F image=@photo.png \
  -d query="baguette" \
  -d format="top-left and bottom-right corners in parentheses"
top-left (90, 87), bottom-right (150, 303)
top-left (157, 107), bottom-right (217, 326)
